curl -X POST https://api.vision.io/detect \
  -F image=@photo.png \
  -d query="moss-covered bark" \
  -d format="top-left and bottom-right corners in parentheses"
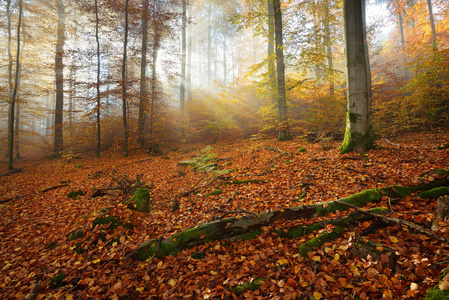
top-left (132, 175), bottom-right (449, 260)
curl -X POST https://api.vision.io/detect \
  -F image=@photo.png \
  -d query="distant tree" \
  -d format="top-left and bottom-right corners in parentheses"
top-left (7, 0), bottom-right (23, 170)
top-left (54, 0), bottom-right (67, 157)
top-left (180, 0), bottom-right (187, 112)
top-left (138, 0), bottom-right (149, 146)
top-left (122, 0), bottom-right (130, 157)
top-left (339, 0), bottom-right (375, 153)
top-left (95, 0), bottom-right (101, 156)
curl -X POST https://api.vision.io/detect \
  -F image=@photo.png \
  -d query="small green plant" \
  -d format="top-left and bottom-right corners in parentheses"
top-left (298, 147), bottom-right (306, 153)
top-left (67, 190), bottom-right (84, 199)
top-left (234, 278), bottom-right (264, 296)
top-left (50, 273), bottom-right (66, 289)
top-left (76, 163), bottom-right (82, 169)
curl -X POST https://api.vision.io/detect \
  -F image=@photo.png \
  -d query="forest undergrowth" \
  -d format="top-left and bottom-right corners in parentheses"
top-left (0, 131), bottom-right (449, 299)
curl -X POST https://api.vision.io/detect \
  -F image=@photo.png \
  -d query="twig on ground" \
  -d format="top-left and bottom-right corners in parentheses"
top-left (336, 200), bottom-right (449, 244)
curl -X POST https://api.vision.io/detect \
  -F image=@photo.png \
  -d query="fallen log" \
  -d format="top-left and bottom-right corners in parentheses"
top-left (130, 175), bottom-right (447, 260)
top-left (0, 168), bottom-right (22, 177)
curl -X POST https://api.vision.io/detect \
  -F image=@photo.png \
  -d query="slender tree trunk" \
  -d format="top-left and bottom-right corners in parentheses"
top-left (223, 21), bottom-right (227, 88)
top-left (324, 0), bottom-right (334, 96)
top-left (268, 0), bottom-right (276, 103)
top-left (426, 0), bottom-right (437, 49)
top-left (207, 1), bottom-right (212, 88)
top-left (398, 13), bottom-right (407, 78)
top-left (138, 0), bottom-right (149, 146)
top-left (8, 0), bottom-right (23, 170)
top-left (122, 0), bottom-right (130, 157)
top-left (95, 0), bottom-right (101, 156)
top-left (149, 35), bottom-right (159, 142)
top-left (339, 0), bottom-right (374, 153)
top-left (273, 0), bottom-right (291, 141)
top-left (54, 0), bottom-right (66, 157)
top-left (180, 0), bottom-right (187, 112)
top-left (14, 103), bottom-right (21, 160)
top-left (187, 0), bottom-right (193, 100)
top-left (7, 0), bottom-right (12, 100)
top-left (361, 0), bottom-right (372, 102)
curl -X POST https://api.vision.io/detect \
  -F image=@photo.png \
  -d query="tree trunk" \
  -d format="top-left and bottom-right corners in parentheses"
top-left (14, 102), bottom-right (21, 160)
top-left (138, 0), bottom-right (149, 146)
top-left (223, 20), bottom-right (227, 88)
top-left (324, 0), bottom-right (334, 96)
top-left (187, 1), bottom-right (193, 100)
top-left (8, 0), bottom-right (23, 170)
top-left (54, 0), bottom-right (66, 157)
top-left (273, 0), bottom-right (291, 141)
top-left (95, 0), bottom-right (101, 157)
top-left (426, 0), bottom-right (437, 49)
top-left (268, 0), bottom-right (276, 104)
top-left (339, 0), bottom-right (374, 154)
top-left (207, 2), bottom-right (212, 88)
top-left (180, 0), bottom-right (187, 112)
top-left (122, 0), bottom-right (130, 157)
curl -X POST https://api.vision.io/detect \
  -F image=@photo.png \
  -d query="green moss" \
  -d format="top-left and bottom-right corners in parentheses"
top-left (298, 226), bottom-right (345, 257)
top-left (206, 189), bottom-right (223, 196)
top-left (92, 215), bottom-right (120, 230)
top-left (67, 190), bottom-right (84, 199)
top-left (425, 286), bottom-right (449, 299)
top-left (320, 189), bottom-right (383, 215)
top-left (437, 143), bottom-right (449, 150)
top-left (50, 273), bottom-right (66, 289)
top-left (191, 252), bottom-right (206, 260)
top-left (126, 188), bottom-right (151, 213)
top-left (67, 229), bottom-right (85, 241)
top-left (231, 230), bottom-right (263, 242)
top-left (46, 241), bottom-right (58, 250)
top-left (440, 266), bottom-right (449, 281)
top-left (234, 278), bottom-right (264, 296)
top-left (298, 147), bottom-right (306, 153)
top-left (418, 187), bottom-right (449, 199)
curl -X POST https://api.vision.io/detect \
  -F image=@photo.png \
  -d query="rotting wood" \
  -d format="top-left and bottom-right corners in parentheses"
top-left (146, 237), bottom-right (163, 276)
top-left (0, 168), bottom-right (22, 177)
top-left (263, 146), bottom-right (290, 155)
top-left (25, 280), bottom-right (42, 300)
top-left (1, 183), bottom-right (70, 203)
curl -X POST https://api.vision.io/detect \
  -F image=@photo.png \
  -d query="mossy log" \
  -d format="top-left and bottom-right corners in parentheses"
top-left (130, 172), bottom-right (449, 260)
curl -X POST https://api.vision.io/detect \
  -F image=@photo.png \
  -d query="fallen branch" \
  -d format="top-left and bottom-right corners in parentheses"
top-left (336, 200), bottom-right (449, 245)
top-left (129, 172), bottom-right (449, 260)
top-left (26, 280), bottom-right (42, 300)
top-left (0, 168), bottom-right (22, 177)
top-left (179, 175), bottom-right (226, 198)
top-left (0, 193), bottom-right (29, 204)
top-left (41, 184), bottom-right (69, 193)
top-left (263, 146), bottom-right (290, 156)
top-left (385, 138), bottom-right (401, 148)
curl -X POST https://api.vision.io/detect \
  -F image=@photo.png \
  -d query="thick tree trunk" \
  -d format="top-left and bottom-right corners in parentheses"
top-left (95, 0), bottom-right (101, 157)
top-left (187, 1), bottom-right (193, 100)
top-left (54, 0), bottom-right (66, 157)
top-left (122, 0), bottom-right (130, 157)
top-left (8, 0), bottom-right (22, 170)
top-left (273, 0), bottom-right (291, 141)
top-left (339, 0), bottom-right (374, 153)
top-left (132, 172), bottom-right (449, 260)
top-left (14, 102), bottom-right (21, 160)
top-left (180, 0), bottom-right (187, 112)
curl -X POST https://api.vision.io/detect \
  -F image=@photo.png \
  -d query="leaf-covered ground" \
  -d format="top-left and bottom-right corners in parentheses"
top-left (1, 132), bottom-right (448, 299)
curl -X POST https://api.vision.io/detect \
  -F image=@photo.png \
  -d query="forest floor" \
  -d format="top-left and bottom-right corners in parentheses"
top-left (0, 131), bottom-right (449, 299)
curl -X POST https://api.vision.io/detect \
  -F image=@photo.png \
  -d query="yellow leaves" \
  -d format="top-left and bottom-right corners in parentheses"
top-left (389, 236), bottom-right (399, 243)
top-left (277, 257), bottom-right (289, 265)
top-left (168, 278), bottom-right (176, 287)
top-left (333, 253), bottom-right (340, 261)
top-left (92, 259), bottom-right (101, 264)
top-left (136, 287), bottom-right (145, 292)
top-left (313, 291), bottom-right (322, 299)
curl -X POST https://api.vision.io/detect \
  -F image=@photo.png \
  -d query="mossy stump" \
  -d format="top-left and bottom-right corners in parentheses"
top-left (126, 188), bottom-right (151, 213)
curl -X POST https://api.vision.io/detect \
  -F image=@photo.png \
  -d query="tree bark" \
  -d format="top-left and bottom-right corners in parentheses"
top-left (122, 0), bottom-right (130, 157)
top-left (273, 0), bottom-right (291, 141)
top-left (267, 0), bottom-right (276, 104)
top-left (426, 0), bottom-right (437, 49)
top-left (8, 0), bottom-right (23, 170)
top-left (324, 0), bottom-right (334, 96)
top-left (138, 0), bottom-right (149, 146)
top-left (187, 1), bottom-right (193, 99)
top-left (207, 2), bottom-right (212, 88)
top-left (339, 0), bottom-right (374, 153)
top-left (54, 0), bottom-right (66, 157)
top-left (95, 0), bottom-right (101, 157)
top-left (180, 0), bottom-right (187, 112)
